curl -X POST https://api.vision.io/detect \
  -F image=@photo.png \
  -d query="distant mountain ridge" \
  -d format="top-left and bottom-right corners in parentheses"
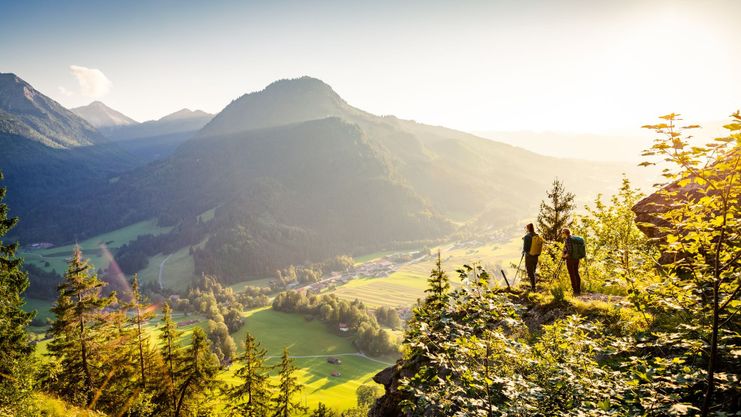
top-left (0, 72), bottom-right (105, 148)
top-left (71, 101), bottom-right (138, 129)
top-left (107, 108), bottom-right (212, 141)
top-left (16, 76), bottom-right (639, 285)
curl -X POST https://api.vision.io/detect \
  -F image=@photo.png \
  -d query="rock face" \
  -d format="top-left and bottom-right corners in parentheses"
top-left (632, 176), bottom-right (712, 263)
top-left (368, 359), bottom-right (416, 417)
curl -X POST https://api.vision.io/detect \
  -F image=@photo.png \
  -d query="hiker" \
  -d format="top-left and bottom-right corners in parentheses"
top-left (522, 223), bottom-right (543, 290)
top-left (561, 228), bottom-right (583, 295)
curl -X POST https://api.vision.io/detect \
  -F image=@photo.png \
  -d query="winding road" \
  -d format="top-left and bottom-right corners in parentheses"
top-left (158, 253), bottom-right (172, 289)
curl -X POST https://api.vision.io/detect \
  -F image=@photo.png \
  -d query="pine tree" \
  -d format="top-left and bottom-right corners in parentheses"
top-left (537, 178), bottom-right (576, 241)
top-left (424, 250), bottom-right (450, 310)
top-left (174, 327), bottom-right (220, 417)
top-left (229, 331), bottom-right (273, 417)
top-left (46, 246), bottom-right (115, 407)
top-left (129, 273), bottom-right (154, 391)
top-left (272, 347), bottom-right (307, 417)
top-left (159, 302), bottom-right (183, 415)
top-left (310, 402), bottom-right (338, 417)
top-left (0, 171), bottom-right (35, 413)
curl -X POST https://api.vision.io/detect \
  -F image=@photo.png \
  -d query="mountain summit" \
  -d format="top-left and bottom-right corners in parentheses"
top-left (71, 101), bottom-right (138, 129)
top-left (0, 73), bottom-right (104, 148)
top-left (199, 76), bottom-right (355, 137)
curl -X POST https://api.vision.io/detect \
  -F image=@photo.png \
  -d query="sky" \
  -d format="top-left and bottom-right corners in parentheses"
top-left (1, 0), bottom-right (739, 134)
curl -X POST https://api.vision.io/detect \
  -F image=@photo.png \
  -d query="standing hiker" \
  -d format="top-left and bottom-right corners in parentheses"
top-left (561, 228), bottom-right (585, 295)
top-left (522, 223), bottom-right (543, 290)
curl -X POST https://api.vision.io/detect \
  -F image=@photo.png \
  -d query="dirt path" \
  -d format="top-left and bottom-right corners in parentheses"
top-left (264, 352), bottom-right (395, 366)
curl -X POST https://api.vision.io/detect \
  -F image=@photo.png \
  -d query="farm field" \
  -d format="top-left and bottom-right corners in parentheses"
top-left (332, 236), bottom-right (523, 309)
top-left (137, 245), bottom-right (195, 291)
top-left (228, 308), bottom-right (390, 412)
top-left (232, 308), bottom-right (358, 356)
top-left (20, 219), bottom-right (170, 274)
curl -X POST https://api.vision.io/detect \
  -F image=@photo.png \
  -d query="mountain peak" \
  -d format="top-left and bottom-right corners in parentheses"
top-left (0, 73), bottom-right (104, 148)
top-left (159, 108), bottom-right (212, 122)
top-left (263, 76), bottom-right (338, 95)
top-left (71, 101), bottom-right (138, 128)
top-left (199, 76), bottom-right (354, 137)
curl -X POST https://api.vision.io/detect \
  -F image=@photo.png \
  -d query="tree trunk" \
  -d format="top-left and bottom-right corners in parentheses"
top-left (79, 305), bottom-right (93, 406)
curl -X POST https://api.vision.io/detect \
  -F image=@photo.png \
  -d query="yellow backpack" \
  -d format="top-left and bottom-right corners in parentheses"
top-left (529, 235), bottom-right (544, 256)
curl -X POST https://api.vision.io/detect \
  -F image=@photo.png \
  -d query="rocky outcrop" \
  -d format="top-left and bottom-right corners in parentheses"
top-left (368, 358), bottom-right (417, 417)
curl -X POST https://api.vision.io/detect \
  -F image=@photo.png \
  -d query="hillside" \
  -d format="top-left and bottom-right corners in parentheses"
top-left (0, 74), bottom-right (140, 224)
top-left (0, 73), bottom-right (105, 148)
top-left (15, 76), bottom-right (637, 286)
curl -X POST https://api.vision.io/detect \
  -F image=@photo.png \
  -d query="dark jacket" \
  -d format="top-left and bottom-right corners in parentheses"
top-left (563, 236), bottom-right (573, 257)
top-left (523, 232), bottom-right (534, 254)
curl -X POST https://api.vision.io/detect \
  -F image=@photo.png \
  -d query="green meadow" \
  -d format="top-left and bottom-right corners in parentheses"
top-left (20, 219), bottom-right (170, 274)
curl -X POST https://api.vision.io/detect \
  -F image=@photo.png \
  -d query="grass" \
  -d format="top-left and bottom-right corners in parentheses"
top-left (220, 355), bottom-right (380, 412)
top-left (352, 250), bottom-right (396, 265)
top-left (20, 219), bottom-right (171, 274)
top-left (31, 392), bottom-right (106, 416)
top-left (333, 237), bottom-right (523, 308)
top-left (228, 277), bottom-right (274, 291)
top-left (225, 307), bottom-right (388, 412)
top-left (232, 308), bottom-right (357, 356)
top-left (138, 245), bottom-right (195, 291)
top-left (23, 298), bottom-right (54, 331)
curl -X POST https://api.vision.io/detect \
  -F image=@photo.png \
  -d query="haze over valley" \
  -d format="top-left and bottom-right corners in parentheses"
top-left (1, 1), bottom-right (738, 416)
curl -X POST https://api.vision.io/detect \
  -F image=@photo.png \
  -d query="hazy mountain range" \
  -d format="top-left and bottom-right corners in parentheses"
top-left (1, 73), bottom-right (644, 283)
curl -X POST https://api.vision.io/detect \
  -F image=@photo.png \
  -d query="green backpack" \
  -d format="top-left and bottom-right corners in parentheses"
top-left (570, 236), bottom-right (586, 259)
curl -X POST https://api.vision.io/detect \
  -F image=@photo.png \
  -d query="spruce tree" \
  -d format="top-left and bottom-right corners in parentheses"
top-left (46, 246), bottom-right (115, 406)
top-left (174, 327), bottom-right (220, 417)
top-left (537, 178), bottom-right (576, 241)
top-left (229, 331), bottom-right (273, 417)
top-left (129, 273), bottom-right (154, 390)
top-left (272, 347), bottom-right (307, 417)
top-left (0, 171), bottom-right (34, 413)
top-left (158, 302), bottom-right (183, 415)
top-left (310, 402), bottom-right (338, 417)
top-left (424, 250), bottom-right (450, 311)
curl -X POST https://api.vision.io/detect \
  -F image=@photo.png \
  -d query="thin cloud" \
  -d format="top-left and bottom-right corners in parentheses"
top-left (57, 86), bottom-right (73, 96)
top-left (69, 64), bottom-right (112, 98)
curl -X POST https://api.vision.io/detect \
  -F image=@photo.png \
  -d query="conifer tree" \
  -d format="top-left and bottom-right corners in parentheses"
top-left (229, 331), bottom-right (273, 417)
top-left (174, 327), bottom-right (220, 417)
top-left (129, 273), bottom-right (154, 390)
top-left (0, 171), bottom-right (34, 413)
top-left (46, 246), bottom-right (115, 406)
top-left (272, 347), bottom-right (307, 417)
top-left (158, 302), bottom-right (183, 415)
top-left (537, 178), bottom-right (576, 241)
top-left (424, 250), bottom-right (450, 311)
top-left (310, 402), bottom-right (337, 417)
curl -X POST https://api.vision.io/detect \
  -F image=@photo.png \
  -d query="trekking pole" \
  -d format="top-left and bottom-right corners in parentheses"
top-left (553, 242), bottom-right (566, 282)
top-left (500, 269), bottom-right (511, 290)
top-left (553, 258), bottom-right (564, 282)
top-left (513, 253), bottom-right (524, 282)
